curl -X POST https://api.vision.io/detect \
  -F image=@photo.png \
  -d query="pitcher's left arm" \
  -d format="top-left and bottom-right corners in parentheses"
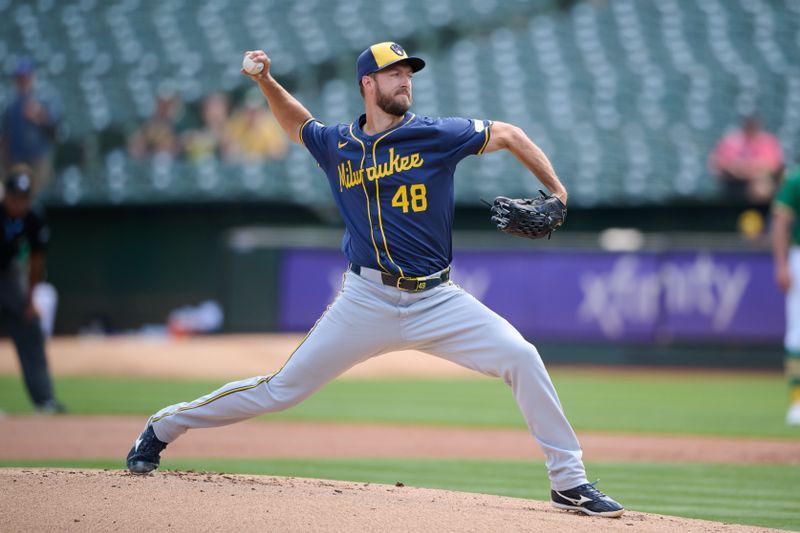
top-left (483, 121), bottom-right (568, 205)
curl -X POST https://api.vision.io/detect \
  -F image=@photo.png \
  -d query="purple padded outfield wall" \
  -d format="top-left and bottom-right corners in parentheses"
top-left (279, 249), bottom-right (784, 343)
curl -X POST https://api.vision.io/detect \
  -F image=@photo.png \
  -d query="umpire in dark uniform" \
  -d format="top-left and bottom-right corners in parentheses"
top-left (1, 166), bottom-right (64, 413)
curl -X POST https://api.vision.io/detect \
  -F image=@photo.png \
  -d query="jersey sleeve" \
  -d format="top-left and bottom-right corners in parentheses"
top-left (775, 168), bottom-right (800, 213)
top-left (438, 117), bottom-right (492, 165)
top-left (299, 118), bottom-right (334, 170)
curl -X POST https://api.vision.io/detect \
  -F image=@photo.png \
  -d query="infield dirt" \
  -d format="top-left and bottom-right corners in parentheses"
top-left (0, 468), bottom-right (782, 533)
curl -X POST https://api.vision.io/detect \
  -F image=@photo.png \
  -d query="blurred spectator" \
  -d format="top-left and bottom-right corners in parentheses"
top-left (0, 58), bottom-right (59, 195)
top-left (167, 300), bottom-right (224, 337)
top-left (223, 88), bottom-right (288, 163)
top-left (128, 83), bottom-right (188, 161)
top-left (0, 165), bottom-right (65, 414)
top-left (182, 92), bottom-right (231, 162)
top-left (710, 116), bottom-right (784, 204)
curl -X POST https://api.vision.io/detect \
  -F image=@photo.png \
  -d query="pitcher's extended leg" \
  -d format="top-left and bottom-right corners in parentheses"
top-left (151, 272), bottom-right (400, 442)
top-left (410, 285), bottom-right (586, 491)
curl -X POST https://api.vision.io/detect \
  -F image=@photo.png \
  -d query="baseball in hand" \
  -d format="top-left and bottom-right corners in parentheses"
top-left (242, 55), bottom-right (264, 75)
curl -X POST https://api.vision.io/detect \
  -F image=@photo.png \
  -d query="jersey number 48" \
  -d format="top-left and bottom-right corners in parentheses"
top-left (392, 184), bottom-right (428, 213)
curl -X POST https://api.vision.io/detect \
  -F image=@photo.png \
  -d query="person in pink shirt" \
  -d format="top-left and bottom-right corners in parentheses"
top-left (710, 116), bottom-right (784, 204)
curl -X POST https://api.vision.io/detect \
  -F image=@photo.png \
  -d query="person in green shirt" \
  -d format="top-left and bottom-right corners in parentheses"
top-left (771, 164), bottom-right (800, 426)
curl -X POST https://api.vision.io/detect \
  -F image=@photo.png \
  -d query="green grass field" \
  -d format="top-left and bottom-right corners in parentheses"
top-left (0, 369), bottom-right (796, 437)
top-left (2, 368), bottom-right (799, 530)
top-left (2, 459), bottom-right (798, 531)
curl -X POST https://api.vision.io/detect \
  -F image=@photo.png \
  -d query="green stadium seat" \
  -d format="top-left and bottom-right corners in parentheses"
top-left (3, 0), bottom-right (794, 207)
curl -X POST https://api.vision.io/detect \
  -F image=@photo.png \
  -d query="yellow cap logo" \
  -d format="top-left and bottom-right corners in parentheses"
top-left (371, 42), bottom-right (408, 68)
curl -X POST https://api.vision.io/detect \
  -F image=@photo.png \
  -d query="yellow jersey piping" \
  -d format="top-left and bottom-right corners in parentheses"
top-left (349, 122), bottom-right (388, 272)
top-left (370, 113), bottom-right (417, 277)
top-left (477, 121), bottom-right (491, 155)
top-left (150, 274), bottom-right (347, 424)
top-left (298, 117), bottom-right (316, 146)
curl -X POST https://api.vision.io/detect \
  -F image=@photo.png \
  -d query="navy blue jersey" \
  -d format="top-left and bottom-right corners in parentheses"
top-left (301, 112), bottom-right (491, 277)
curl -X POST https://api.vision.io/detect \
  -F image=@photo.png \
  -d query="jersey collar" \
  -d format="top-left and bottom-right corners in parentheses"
top-left (352, 111), bottom-right (414, 141)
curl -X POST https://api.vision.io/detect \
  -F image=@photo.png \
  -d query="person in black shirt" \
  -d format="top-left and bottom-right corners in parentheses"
top-left (1, 166), bottom-right (64, 413)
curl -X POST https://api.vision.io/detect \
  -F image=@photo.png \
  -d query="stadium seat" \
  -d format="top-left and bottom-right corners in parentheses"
top-left (2, 0), bottom-right (794, 207)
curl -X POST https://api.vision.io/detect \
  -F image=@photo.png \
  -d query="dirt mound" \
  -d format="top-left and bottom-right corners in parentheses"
top-left (0, 469), bottom-right (777, 532)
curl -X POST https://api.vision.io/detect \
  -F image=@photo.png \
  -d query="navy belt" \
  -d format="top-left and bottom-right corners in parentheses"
top-left (349, 263), bottom-right (450, 292)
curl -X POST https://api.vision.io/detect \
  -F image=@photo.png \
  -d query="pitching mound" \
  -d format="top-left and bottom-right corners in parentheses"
top-left (0, 469), bottom-right (775, 532)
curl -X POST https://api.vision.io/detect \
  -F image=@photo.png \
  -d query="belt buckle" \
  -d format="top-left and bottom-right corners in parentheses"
top-left (396, 275), bottom-right (427, 292)
top-left (396, 276), bottom-right (411, 291)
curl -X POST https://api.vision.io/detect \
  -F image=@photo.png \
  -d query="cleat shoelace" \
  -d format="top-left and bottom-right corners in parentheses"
top-left (579, 480), bottom-right (606, 501)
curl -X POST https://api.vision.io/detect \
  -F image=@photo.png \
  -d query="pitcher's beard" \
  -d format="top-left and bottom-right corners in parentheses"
top-left (376, 88), bottom-right (411, 116)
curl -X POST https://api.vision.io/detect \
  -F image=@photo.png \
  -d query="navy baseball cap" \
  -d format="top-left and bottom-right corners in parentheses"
top-left (5, 171), bottom-right (32, 195)
top-left (356, 42), bottom-right (425, 83)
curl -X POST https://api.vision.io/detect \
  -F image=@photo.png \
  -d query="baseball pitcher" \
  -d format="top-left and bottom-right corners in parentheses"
top-left (126, 42), bottom-right (624, 518)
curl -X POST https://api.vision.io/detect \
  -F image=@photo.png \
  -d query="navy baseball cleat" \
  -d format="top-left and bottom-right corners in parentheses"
top-left (126, 425), bottom-right (168, 474)
top-left (551, 481), bottom-right (625, 517)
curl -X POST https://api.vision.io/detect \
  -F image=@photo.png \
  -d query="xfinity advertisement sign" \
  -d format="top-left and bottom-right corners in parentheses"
top-left (280, 249), bottom-right (783, 343)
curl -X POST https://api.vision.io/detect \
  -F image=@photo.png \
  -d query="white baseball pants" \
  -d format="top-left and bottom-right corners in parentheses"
top-left (785, 246), bottom-right (800, 352)
top-left (149, 269), bottom-right (589, 490)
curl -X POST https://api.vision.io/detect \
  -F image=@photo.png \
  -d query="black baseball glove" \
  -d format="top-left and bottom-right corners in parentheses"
top-left (488, 191), bottom-right (567, 239)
